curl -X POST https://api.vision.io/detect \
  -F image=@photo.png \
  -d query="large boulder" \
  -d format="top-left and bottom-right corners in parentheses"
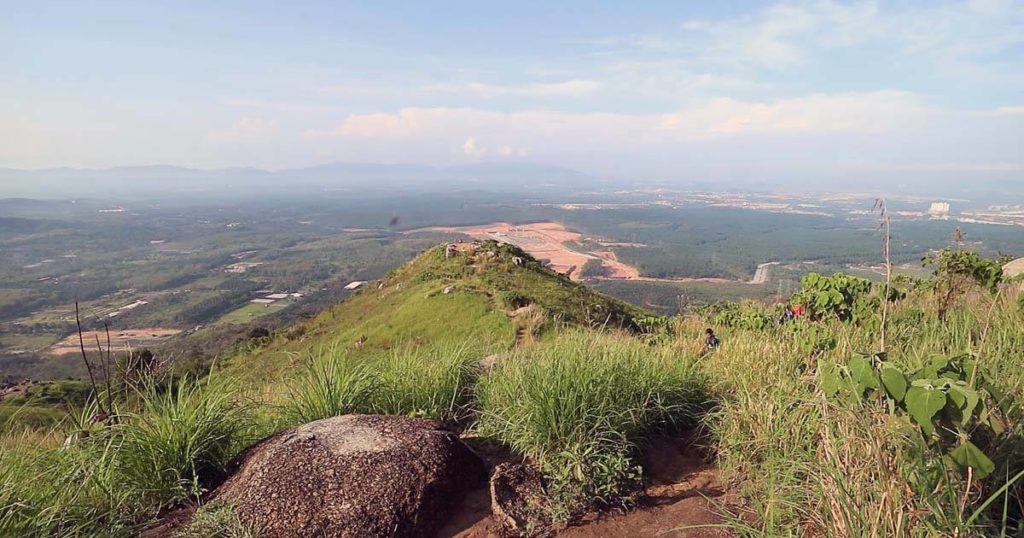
top-left (211, 414), bottom-right (485, 537)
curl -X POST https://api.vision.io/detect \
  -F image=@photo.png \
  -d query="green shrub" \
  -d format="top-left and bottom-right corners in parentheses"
top-left (819, 353), bottom-right (1009, 478)
top-left (792, 272), bottom-right (875, 322)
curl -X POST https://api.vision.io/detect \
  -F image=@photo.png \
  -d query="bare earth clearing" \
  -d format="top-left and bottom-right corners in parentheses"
top-left (417, 222), bottom-right (637, 280)
top-left (413, 222), bottom-right (772, 285)
top-left (46, 328), bottom-right (181, 356)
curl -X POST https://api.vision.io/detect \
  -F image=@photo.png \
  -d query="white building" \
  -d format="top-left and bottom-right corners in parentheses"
top-left (928, 202), bottom-right (951, 219)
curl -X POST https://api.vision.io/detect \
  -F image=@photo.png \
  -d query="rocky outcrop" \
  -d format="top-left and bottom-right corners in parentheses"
top-left (211, 414), bottom-right (485, 537)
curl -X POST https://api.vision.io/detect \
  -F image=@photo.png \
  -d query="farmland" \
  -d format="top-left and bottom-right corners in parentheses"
top-left (4, 189), bottom-right (1024, 382)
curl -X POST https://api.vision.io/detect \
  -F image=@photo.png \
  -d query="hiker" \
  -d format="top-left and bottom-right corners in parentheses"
top-left (704, 328), bottom-right (720, 350)
top-left (779, 306), bottom-right (795, 324)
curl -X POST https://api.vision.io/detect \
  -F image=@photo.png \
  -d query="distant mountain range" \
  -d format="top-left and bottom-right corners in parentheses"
top-left (0, 162), bottom-right (1019, 202)
top-left (0, 162), bottom-right (604, 200)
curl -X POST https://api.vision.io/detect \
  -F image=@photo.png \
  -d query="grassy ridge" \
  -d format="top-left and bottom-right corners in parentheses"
top-left (0, 247), bottom-right (1021, 536)
top-left (224, 242), bottom-right (643, 387)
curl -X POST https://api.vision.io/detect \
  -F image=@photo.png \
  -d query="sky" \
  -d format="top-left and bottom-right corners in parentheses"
top-left (1, 0), bottom-right (1022, 185)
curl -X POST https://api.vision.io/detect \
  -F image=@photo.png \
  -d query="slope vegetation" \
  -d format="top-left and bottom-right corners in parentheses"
top-left (228, 240), bottom-right (646, 384)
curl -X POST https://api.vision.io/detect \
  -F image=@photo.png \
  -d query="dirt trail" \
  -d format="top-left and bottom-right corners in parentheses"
top-left (441, 435), bottom-right (733, 538)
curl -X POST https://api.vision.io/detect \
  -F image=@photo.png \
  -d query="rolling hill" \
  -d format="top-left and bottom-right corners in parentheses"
top-left (226, 240), bottom-right (647, 385)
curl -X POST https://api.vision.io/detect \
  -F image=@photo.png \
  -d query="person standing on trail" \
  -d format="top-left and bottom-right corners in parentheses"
top-left (704, 328), bottom-right (720, 350)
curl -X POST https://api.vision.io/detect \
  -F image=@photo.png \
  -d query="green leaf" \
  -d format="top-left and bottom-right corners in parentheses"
top-left (905, 386), bottom-right (947, 436)
top-left (819, 362), bottom-right (841, 398)
top-left (879, 366), bottom-right (908, 402)
top-left (946, 383), bottom-right (979, 427)
top-left (848, 355), bottom-right (878, 392)
top-left (928, 355), bottom-right (951, 371)
top-left (962, 358), bottom-right (978, 384)
top-left (949, 441), bottom-right (995, 479)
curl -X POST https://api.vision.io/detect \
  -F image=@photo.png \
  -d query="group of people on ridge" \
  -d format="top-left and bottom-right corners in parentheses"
top-left (702, 303), bottom-right (804, 352)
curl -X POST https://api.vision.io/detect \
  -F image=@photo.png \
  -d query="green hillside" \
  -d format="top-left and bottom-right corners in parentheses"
top-left (226, 240), bottom-right (646, 384)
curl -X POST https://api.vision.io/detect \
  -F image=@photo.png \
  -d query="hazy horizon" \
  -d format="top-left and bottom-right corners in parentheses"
top-left (3, 1), bottom-right (1023, 187)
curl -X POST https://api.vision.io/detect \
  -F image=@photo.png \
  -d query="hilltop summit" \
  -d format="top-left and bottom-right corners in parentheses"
top-left (235, 240), bottom-right (646, 382)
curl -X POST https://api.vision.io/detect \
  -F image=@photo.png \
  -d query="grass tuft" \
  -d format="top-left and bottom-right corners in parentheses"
top-left (280, 347), bottom-right (377, 426)
top-left (114, 375), bottom-right (253, 509)
top-left (476, 330), bottom-right (707, 521)
top-left (372, 342), bottom-right (480, 423)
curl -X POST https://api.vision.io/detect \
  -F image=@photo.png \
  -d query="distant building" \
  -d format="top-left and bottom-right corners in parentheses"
top-left (265, 293), bottom-right (290, 300)
top-left (344, 281), bottom-right (366, 290)
top-left (250, 298), bottom-right (275, 304)
top-left (928, 202), bottom-right (951, 219)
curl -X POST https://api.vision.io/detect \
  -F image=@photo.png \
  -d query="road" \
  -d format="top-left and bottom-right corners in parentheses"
top-left (748, 262), bottom-right (779, 285)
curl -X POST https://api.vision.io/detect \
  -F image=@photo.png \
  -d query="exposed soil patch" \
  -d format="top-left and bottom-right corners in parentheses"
top-left (440, 434), bottom-right (734, 538)
top-left (414, 222), bottom-right (641, 282)
top-left (46, 328), bottom-right (181, 356)
top-left (414, 222), bottom-right (768, 286)
top-left (439, 437), bottom-right (524, 538)
top-left (591, 250), bottom-right (641, 279)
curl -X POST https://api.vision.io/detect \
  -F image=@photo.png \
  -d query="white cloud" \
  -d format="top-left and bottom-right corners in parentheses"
top-left (333, 91), bottom-right (928, 145)
top-left (661, 91), bottom-right (927, 136)
top-left (459, 137), bottom-right (526, 158)
top-left (461, 136), bottom-right (484, 157)
top-left (601, 0), bottom-right (1023, 71)
top-left (424, 79), bottom-right (602, 98)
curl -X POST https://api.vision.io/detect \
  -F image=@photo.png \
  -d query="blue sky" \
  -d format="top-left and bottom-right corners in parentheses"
top-left (1, 0), bottom-right (1022, 184)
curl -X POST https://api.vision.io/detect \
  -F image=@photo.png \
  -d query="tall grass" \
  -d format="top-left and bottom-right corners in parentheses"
top-left (0, 374), bottom-right (252, 536)
top-left (476, 330), bottom-right (707, 520)
top-left (698, 286), bottom-right (1024, 536)
top-left (280, 347), bottom-right (376, 426)
top-left (372, 342), bottom-right (480, 423)
top-left (0, 428), bottom-right (137, 537)
top-left (280, 342), bottom-right (479, 425)
top-left (114, 375), bottom-right (252, 508)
